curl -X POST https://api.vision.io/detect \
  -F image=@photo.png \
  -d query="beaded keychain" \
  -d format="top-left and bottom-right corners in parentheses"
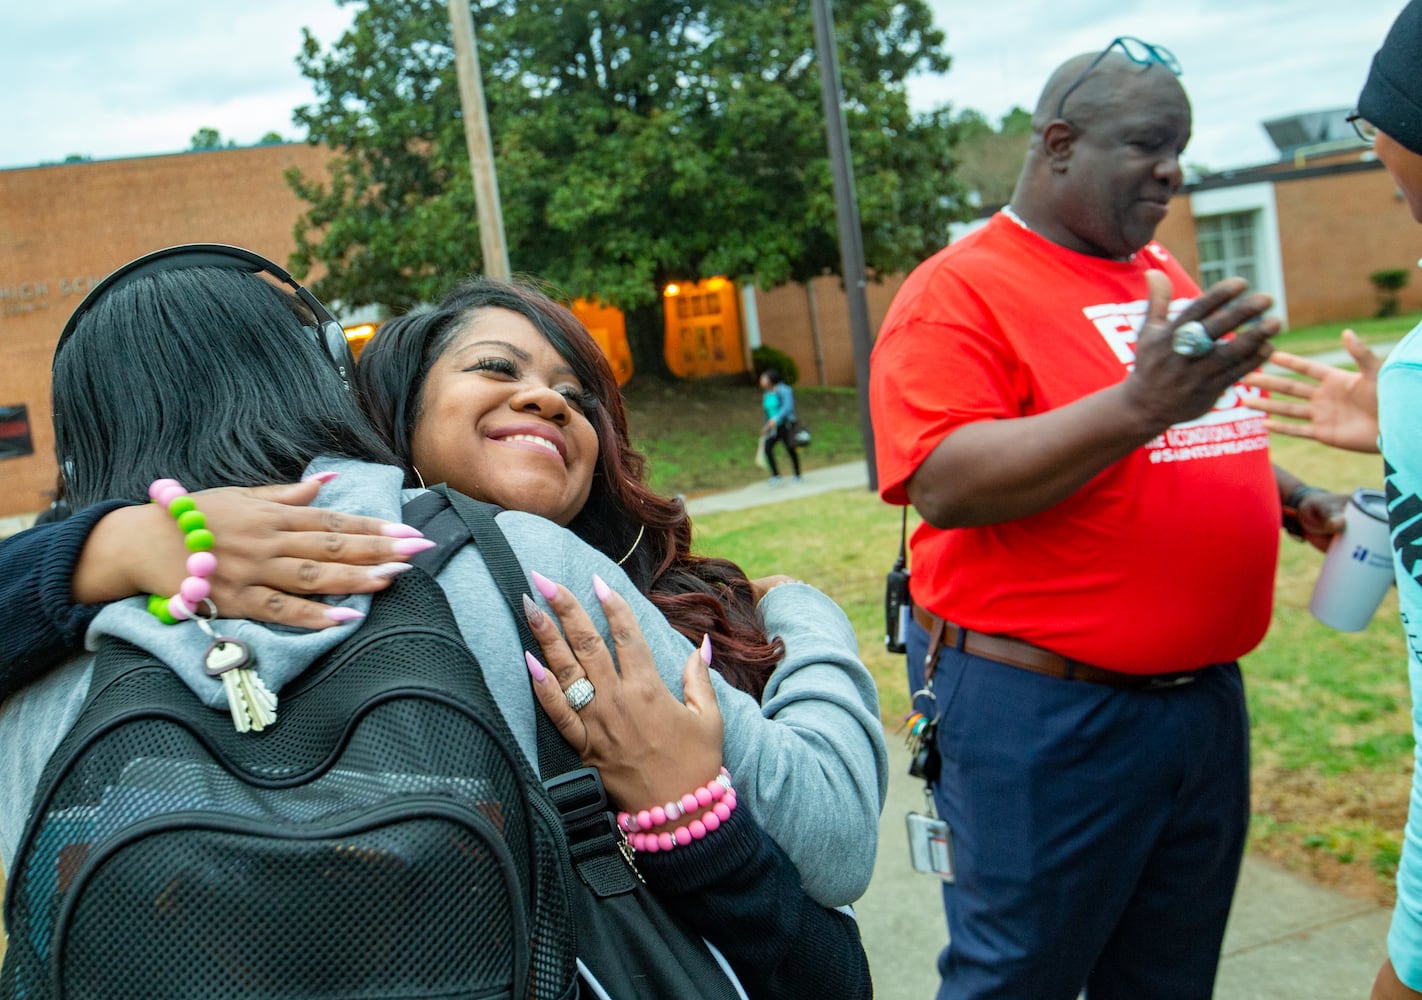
top-left (146, 479), bottom-right (277, 733)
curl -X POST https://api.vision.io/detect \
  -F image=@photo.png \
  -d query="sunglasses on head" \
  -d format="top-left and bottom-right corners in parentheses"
top-left (1054, 36), bottom-right (1183, 122)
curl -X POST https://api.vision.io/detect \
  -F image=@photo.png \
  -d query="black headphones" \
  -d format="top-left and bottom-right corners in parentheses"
top-left (53, 243), bottom-right (354, 389)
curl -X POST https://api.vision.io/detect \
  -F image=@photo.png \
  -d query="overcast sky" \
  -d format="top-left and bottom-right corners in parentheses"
top-left (0, 1), bottom-right (1406, 173)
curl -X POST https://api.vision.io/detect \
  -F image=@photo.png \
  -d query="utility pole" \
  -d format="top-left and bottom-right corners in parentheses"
top-left (811, 0), bottom-right (877, 491)
top-left (447, 0), bottom-right (510, 280)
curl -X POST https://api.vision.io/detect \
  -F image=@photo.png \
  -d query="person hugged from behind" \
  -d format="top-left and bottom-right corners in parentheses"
top-left (2, 271), bottom-right (886, 905)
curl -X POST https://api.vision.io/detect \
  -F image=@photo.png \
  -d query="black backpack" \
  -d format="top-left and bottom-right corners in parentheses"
top-left (2, 490), bottom-right (743, 1000)
top-left (1, 527), bottom-right (580, 998)
top-left (403, 488), bottom-right (744, 1000)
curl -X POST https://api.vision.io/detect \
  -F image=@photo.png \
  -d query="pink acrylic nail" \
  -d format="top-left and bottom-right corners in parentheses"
top-left (368, 562), bottom-right (415, 580)
top-left (392, 537), bottom-right (437, 555)
top-left (303, 470), bottom-right (340, 484)
top-left (700, 634), bottom-right (713, 666)
top-left (381, 522), bottom-right (426, 539)
top-left (592, 574), bottom-right (613, 603)
top-left (530, 570), bottom-right (559, 600)
top-left (326, 606), bottom-right (365, 623)
top-left (525, 650), bottom-right (548, 682)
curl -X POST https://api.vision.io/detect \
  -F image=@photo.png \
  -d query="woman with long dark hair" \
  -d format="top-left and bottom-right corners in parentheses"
top-left (356, 278), bottom-right (795, 699)
top-left (0, 253), bottom-right (878, 997)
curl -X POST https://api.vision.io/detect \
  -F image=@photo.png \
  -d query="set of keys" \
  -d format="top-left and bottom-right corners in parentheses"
top-left (195, 614), bottom-right (277, 733)
top-left (903, 696), bottom-right (953, 880)
top-left (904, 695), bottom-right (940, 783)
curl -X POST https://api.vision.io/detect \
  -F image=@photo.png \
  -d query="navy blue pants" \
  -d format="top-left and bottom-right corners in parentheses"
top-left (906, 617), bottom-right (1249, 1000)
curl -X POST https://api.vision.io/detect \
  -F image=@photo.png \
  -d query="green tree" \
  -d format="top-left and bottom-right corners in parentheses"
top-left (998, 106), bottom-right (1032, 136)
top-left (950, 105), bottom-right (1033, 210)
top-left (288, 0), bottom-right (968, 362)
top-left (189, 127), bottom-right (236, 151)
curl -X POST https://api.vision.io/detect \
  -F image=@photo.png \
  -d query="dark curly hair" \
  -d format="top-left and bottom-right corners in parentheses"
top-left (355, 277), bottom-right (784, 697)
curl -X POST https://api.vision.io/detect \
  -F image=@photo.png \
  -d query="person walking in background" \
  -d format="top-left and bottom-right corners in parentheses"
top-left (869, 38), bottom-right (1348, 1000)
top-left (1240, 5), bottom-right (1422, 995)
top-left (759, 368), bottom-right (801, 485)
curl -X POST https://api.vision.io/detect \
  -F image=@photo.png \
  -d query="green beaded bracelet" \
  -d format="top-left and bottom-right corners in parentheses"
top-left (146, 479), bottom-right (217, 623)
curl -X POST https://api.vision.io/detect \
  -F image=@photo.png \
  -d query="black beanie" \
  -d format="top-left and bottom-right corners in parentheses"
top-left (1358, 0), bottom-right (1422, 156)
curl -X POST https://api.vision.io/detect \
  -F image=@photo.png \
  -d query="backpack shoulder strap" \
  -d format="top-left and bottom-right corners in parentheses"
top-left (401, 488), bottom-right (472, 578)
top-left (400, 487), bottom-right (584, 779)
top-left (400, 491), bottom-right (742, 995)
top-left (402, 487), bottom-right (640, 895)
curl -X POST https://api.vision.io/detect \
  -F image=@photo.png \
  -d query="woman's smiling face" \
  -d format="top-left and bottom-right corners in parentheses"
top-left (409, 307), bottom-right (600, 525)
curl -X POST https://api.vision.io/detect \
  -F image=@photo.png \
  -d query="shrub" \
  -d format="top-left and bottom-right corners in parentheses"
top-left (751, 345), bottom-right (799, 385)
top-left (1370, 268), bottom-right (1410, 318)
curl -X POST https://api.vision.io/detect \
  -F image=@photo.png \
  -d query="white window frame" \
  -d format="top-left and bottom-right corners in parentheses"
top-left (1188, 182), bottom-right (1288, 328)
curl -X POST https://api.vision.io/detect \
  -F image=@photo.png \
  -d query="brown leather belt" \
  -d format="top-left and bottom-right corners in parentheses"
top-left (912, 604), bottom-right (1198, 691)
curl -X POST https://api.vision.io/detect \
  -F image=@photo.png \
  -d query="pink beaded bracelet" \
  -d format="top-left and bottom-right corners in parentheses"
top-left (618, 768), bottom-right (736, 853)
top-left (145, 479), bottom-right (217, 625)
top-left (628, 789), bottom-right (737, 854)
top-left (617, 767), bottom-right (732, 834)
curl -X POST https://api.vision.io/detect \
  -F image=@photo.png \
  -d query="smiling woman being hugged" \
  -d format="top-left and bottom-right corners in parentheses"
top-left (357, 278), bottom-right (825, 701)
top-left (351, 276), bottom-right (884, 993)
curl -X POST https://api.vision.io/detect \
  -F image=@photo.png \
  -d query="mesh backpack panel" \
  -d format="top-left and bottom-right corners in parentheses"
top-left (2, 566), bottom-right (579, 1000)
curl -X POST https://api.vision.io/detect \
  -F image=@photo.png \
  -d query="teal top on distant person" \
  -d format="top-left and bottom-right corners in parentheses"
top-left (760, 371), bottom-right (795, 429)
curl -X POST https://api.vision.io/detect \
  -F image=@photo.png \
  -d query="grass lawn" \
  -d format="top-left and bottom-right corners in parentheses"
top-left (637, 358), bottom-right (1413, 906)
top-left (623, 376), bottom-right (870, 498)
top-left (1272, 309), bottom-right (1421, 357)
top-left (0, 331), bottom-right (1406, 965)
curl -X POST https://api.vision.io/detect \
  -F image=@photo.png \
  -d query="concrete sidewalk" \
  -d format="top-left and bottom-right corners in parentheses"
top-left (683, 457), bottom-right (874, 516)
top-left (691, 459), bottom-right (1394, 999)
top-left (858, 737), bottom-right (1391, 1000)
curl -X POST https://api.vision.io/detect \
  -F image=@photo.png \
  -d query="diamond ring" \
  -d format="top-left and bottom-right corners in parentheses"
top-left (563, 677), bottom-right (596, 712)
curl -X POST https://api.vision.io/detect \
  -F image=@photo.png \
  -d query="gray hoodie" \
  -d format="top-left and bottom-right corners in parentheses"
top-left (0, 458), bottom-right (886, 906)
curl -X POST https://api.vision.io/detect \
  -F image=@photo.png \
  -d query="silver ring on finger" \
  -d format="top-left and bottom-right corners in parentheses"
top-left (1172, 320), bottom-right (1214, 358)
top-left (563, 677), bottom-right (596, 712)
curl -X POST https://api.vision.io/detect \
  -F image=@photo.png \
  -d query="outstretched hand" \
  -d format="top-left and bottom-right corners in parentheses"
top-left (522, 572), bottom-right (724, 812)
top-left (75, 477), bottom-right (429, 629)
top-left (1242, 330), bottom-right (1382, 454)
top-left (1123, 271), bottom-right (1281, 432)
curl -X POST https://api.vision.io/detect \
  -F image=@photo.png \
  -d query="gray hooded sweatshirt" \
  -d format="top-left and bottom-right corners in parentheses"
top-left (0, 458), bottom-right (886, 907)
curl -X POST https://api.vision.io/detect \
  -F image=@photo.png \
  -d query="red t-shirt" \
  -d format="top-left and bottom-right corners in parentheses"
top-left (870, 213), bottom-right (1279, 673)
